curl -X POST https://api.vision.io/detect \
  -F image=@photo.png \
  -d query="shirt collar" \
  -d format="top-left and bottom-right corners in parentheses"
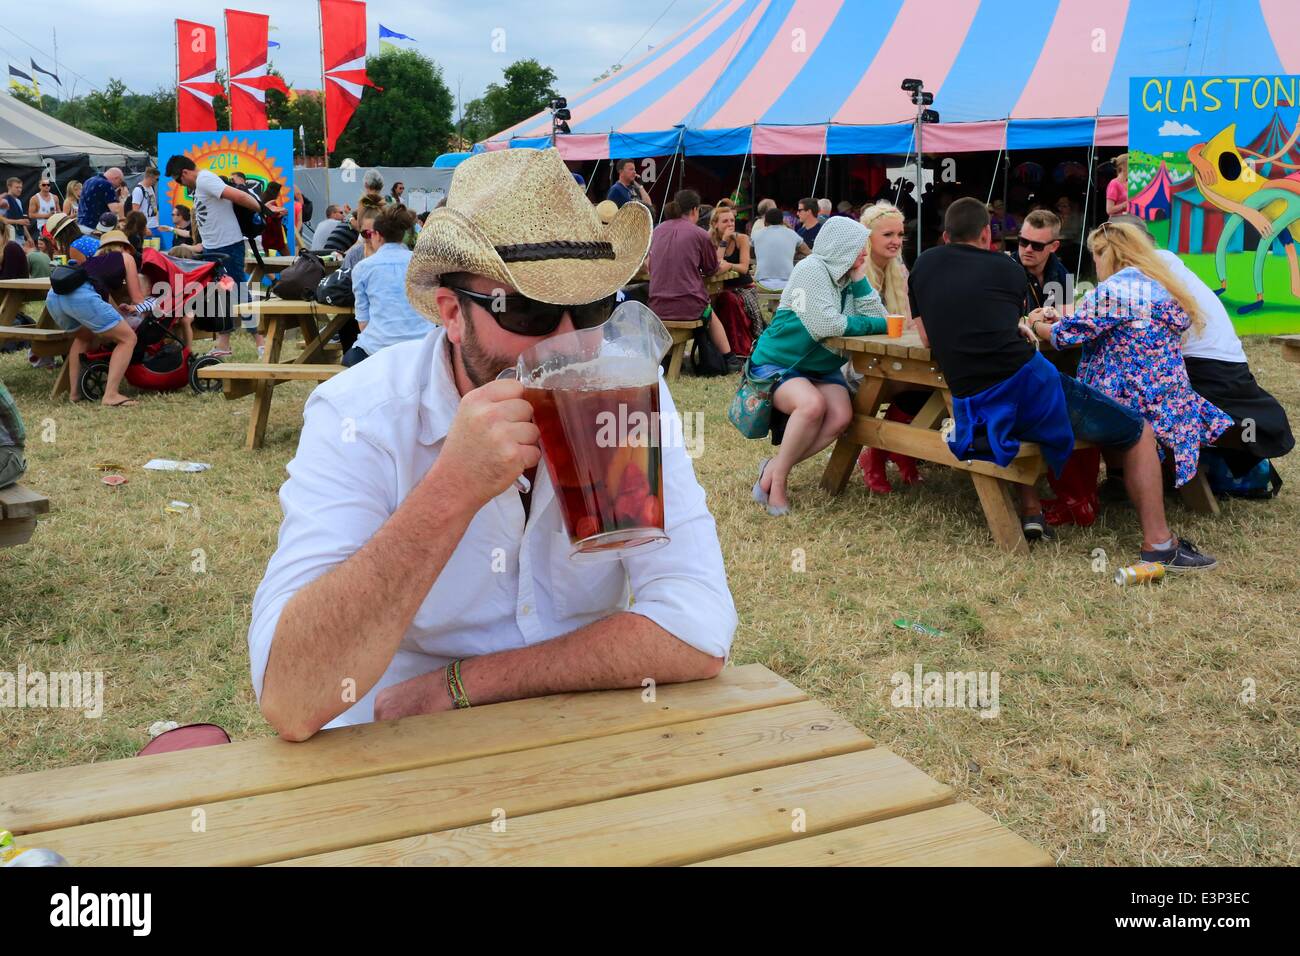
top-left (418, 327), bottom-right (462, 446)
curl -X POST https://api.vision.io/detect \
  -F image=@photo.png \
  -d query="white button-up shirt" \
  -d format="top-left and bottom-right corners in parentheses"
top-left (248, 327), bottom-right (737, 728)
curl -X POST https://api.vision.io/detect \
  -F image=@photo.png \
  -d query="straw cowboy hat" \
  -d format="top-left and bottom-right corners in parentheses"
top-left (43, 211), bottom-right (79, 243)
top-left (407, 147), bottom-right (651, 317)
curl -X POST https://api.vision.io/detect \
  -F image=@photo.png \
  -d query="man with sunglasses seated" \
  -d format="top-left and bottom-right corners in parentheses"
top-left (249, 148), bottom-right (737, 741)
top-left (1010, 210), bottom-right (1069, 317)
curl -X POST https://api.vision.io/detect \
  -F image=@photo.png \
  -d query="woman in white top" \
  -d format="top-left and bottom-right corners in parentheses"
top-left (62, 180), bottom-right (81, 218)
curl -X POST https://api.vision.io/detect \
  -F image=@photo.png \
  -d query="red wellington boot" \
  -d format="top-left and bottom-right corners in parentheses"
top-left (883, 404), bottom-right (923, 485)
top-left (858, 448), bottom-right (893, 493)
top-left (1043, 447), bottom-right (1102, 526)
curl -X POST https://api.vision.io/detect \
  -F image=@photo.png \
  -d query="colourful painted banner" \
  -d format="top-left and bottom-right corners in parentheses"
top-left (1130, 75), bottom-right (1300, 335)
top-left (157, 130), bottom-right (296, 256)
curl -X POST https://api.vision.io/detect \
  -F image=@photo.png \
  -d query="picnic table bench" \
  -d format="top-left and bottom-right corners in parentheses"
top-left (0, 664), bottom-right (1050, 866)
top-left (1272, 334), bottom-right (1300, 364)
top-left (199, 299), bottom-right (353, 449)
top-left (0, 483), bottom-right (50, 548)
top-left (822, 330), bottom-right (1218, 552)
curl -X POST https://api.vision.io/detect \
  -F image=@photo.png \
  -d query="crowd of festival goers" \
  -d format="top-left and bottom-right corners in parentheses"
top-left (2, 154), bottom-right (1293, 570)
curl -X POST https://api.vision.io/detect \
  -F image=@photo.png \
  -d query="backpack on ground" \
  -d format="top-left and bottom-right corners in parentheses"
top-left (1201, 449), bottom-right (1283, 499)
top-left (270, 252), bottom-right (327, 300)
top-left (314, 265), bottom-right (354, 307)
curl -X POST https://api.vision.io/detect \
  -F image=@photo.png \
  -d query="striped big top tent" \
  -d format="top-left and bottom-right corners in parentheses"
top-left (481, 0), bottom-right (1300, 158)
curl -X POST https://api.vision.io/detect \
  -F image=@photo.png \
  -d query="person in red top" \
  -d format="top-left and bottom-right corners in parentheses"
top-left (648, 189), bottom-right (740, 371)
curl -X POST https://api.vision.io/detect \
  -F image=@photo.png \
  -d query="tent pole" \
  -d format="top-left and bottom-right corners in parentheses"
top-left (915, 111), bottom-right (923, 254)
top-left (748, 124), bottom-right (757, 224)
top-left (1077, 112), bottom-right (1100, 280)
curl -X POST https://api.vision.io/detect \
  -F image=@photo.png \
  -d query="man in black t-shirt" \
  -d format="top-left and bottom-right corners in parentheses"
top-left (908, 198), bottom-right (1215, 570)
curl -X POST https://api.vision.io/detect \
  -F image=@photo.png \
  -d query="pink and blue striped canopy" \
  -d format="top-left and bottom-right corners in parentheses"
top-left (482, 0), bottom-right (1300, 157)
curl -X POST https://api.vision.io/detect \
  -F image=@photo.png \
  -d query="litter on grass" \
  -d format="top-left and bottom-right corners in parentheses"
top-left (101, 474), bottom-right (127, 487)
top-left (143, 460), bottom-right (211, 473)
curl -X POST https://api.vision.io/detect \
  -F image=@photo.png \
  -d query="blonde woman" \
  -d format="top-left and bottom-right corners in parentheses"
top-left (855, 201), bottom-right (923, 492)
top-left (1034, 220), bottom-right (1232, 486)
top-left (1105, 154), bottom-right (1129, 216)
top-left (62, 180), bottom-right (82, 219)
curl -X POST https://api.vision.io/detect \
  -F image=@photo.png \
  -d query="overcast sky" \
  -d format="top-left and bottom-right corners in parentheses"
top-left (0, 0), bottom-right (710, 111)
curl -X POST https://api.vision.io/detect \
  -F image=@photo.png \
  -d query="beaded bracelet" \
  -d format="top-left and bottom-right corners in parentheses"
top-left (446, 659), bottom-right (471, 709)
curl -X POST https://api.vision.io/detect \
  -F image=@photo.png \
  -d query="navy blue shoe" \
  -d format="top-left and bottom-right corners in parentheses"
top-left (1140, 537), bottom-right (1217, 572)
top-left (1020, 513), bottom-right (1056, 542)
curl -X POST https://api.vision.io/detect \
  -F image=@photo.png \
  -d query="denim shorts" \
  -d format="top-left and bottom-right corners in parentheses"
top-left (750, 362), bottom-right (849, 394)
top-left (755, 363), bottom-right (850, 446)
top-left (1057, 371), bottom-right (1145, 449)
top-left (45, 285), bottom-right (123, 335)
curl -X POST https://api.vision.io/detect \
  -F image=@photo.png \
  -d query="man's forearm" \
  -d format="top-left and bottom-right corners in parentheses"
top-left (260, 460), bottom-right (478, 739)
top-left (375, 612), bottom-right (724, 720)
top-left (465, 612), bottom-right (723, 704)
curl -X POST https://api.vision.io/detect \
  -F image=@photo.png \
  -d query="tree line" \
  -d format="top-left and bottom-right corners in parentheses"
top-left (10, 51), bottom-right (561, 167)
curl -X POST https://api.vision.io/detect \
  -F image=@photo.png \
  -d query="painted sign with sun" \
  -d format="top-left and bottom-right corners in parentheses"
top-left (157, 130), bottom-right (296, 255)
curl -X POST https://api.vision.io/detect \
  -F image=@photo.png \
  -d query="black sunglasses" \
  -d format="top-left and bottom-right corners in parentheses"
top-left (450, 286), bottom-right (617, 337)
top-left (1018, 237), bottom-right (1058, 252)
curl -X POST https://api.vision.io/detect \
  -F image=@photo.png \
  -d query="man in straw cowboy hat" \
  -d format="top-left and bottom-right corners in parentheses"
top-left (249, 148), bottom-right (736, 740)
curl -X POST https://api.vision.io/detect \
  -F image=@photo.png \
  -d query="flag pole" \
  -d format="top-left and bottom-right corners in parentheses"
top-left (318, 0), bottom-right (331, 207)
top-left (173, 20), bottom-right (180, 132)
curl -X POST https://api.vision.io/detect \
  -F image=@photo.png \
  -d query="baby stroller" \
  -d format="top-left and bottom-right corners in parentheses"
top-left (77, 249), bottom-right (229, 401)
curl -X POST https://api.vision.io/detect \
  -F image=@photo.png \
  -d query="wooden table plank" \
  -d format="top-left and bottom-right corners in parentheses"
top-left (1271, 334), bottom-right (1300, 364)
top-left (693, 803), bottom-right (1052, 867)
top-left (279, 748), bottom-right (953, 867)
top-left (0, 664), bottom-right (802, 835)
top-left (35, 700), bottom-right (866, 867)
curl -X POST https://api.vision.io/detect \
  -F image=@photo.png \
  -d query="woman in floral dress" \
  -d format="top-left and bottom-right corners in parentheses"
top-left (1038, 220), bottom-right (1232, 486)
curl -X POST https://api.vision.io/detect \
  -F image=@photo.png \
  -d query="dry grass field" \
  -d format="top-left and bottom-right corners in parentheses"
top-left (1, 332), bottom-right (1296, 866)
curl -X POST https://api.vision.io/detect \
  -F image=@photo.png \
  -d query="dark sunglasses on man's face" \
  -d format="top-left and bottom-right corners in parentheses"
top-left (1018, 237), bottom-right (1058, 252)
top-left (451, 286), bottom-right (617, 337)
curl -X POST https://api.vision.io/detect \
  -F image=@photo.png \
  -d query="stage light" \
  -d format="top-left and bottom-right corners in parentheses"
top-left (921, 109), bottom-right (940, 124)
top-left (901, 78), bottom-right (922, 92)
top-left (554, 108), bottom-right (571, 121)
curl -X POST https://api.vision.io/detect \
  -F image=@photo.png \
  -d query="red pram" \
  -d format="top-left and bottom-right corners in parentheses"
top-left (76, 249), bottom-right (228, 401)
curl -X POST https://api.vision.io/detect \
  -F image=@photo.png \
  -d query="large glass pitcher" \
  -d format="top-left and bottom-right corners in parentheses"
top-left (514, 301), bottom-right (673, 562)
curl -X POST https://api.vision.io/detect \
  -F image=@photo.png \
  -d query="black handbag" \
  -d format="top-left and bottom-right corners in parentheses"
top-left (49, 264), bottom-right (89, 295)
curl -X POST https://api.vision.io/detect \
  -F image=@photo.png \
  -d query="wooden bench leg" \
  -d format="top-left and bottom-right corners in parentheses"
top-left (50, 360), bottom-right (70, 400)
top-left (666, 341), bottom-right (687, 382)
top-left (820, 377), bottom-right (886, 495)
top-left (970, 473), bottom-right (1029, 554)
top-left (246, 382), bottom-right (273, 450)
top-left (1178, 463), bottom-right (1220, 515)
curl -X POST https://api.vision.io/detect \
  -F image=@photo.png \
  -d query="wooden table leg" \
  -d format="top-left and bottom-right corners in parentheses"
top-left (821, 376), bottom-right (886, 495)
top-left (246, 381), bottom-right (273, 449)
top-left (970, 473), bottom-right (1030, 554)
top-left (262, 316), bottom-right (285, 364)
top-left (666, 341), bottom-right (687, 381)
top-left (909, 391), bottom-right (949, 430)
top-left (1178, 463), bottom-right (1220, 515)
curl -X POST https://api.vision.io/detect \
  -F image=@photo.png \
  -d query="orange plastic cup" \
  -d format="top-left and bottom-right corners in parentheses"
top-left (886, 314), bottom-right (905, 337)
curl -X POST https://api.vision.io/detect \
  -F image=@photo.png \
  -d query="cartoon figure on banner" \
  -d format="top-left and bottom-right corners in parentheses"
top-left (1190, 123), bottom-right (1300, 314)
top-left (156, 131), bottom-right (294, 255)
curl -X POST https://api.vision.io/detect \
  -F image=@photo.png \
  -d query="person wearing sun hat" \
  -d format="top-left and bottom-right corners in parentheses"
top-left (249, 147), bottom-right (736, 740)
top-left (45, 228), bottom-right (151, 407)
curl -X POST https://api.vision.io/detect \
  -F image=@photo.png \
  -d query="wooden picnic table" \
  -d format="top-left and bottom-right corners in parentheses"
top-left (199, 298), bottom-right (352, 449)
top-left (1272, 334), bottom-right (1300, 364)
top-left (0, 664), bottom-right (1050, 866)
top-left (821, 330), bottom-right (1217, 552)
top-left (0, 278), bottom-right (74, 399)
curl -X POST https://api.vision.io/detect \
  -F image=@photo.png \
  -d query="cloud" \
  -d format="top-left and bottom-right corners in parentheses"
top-left (1158, 120), bottom-right (1202, 137)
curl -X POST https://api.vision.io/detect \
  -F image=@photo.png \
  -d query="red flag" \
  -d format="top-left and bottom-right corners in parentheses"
top-left (176, 19), bottom-right (223, 132)
top-left (225, 9), bottom-right (290, 130)
top-left (319, 0), bottom-right (381, 153)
